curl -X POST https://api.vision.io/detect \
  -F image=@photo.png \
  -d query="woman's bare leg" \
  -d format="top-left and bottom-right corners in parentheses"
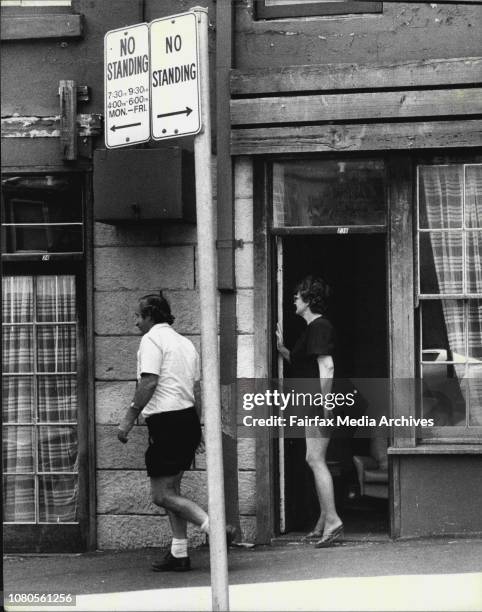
top-left (305, 427), bottom-right (342, 535)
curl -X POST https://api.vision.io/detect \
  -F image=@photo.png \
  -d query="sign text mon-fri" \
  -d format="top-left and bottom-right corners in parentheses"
top-left (104, 23), bottom-right (150, 148)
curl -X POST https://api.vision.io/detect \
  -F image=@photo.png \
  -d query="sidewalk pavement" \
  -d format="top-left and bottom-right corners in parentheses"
top-left (4, 536), bottom-right (482, 611)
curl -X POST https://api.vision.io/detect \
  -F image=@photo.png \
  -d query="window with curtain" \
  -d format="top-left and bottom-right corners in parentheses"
top-left (2, 275), bottom-right (79, 523)
top-left (417, 164), bottom-right (482, 434)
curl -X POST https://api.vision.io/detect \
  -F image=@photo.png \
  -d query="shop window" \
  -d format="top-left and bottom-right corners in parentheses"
top-left (417, 164), bottom-right (482, 433)
top-left (256, 0), bottom-right (382, 19)
top-left (272, 159), bottom-right (386, 229)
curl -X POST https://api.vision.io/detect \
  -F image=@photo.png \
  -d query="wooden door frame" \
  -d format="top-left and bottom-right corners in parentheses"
top-left (387, 155), bottom-right (415, 539)
top-left (253, 154), bottom-right (410, 542)
top-left (253, 158), bottom-right (277, 543)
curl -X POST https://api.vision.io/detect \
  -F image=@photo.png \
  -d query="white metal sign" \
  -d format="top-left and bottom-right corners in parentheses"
top-left (104, 23), bottom-right (150, 148)
top-left (150, 12), bottom-right (201, 140)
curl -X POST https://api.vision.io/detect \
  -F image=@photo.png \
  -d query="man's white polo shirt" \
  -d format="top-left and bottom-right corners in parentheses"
top-left (138, 323), bottom-right (200, 417)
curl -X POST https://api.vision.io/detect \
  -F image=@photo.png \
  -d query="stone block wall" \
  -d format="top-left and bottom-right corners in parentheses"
top-left (93, 155), bottom-right (258, 548)
top-left (94, 219), bottom-right (206, 549)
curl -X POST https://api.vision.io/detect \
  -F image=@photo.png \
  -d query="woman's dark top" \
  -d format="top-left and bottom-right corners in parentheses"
top-left (290, 316), bottom-right (336, 379)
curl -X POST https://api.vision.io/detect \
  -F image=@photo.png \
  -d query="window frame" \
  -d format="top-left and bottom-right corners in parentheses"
top-left (0, 0), bottom-right (82, 39)
top-left (255, 0), bottom-right (382, 19)
top-left (1, 173), bottom-right (85, 262)
top-left (2, 169), bottom-right (95, 552)
top-left (415, 158), bottom-right (482, 443)
top-left (3, 274), bottom-right (80, 526)
top-left (270, 157), bottom-right (388, 232)
top-left (0, 1), bottom-right (71, 7)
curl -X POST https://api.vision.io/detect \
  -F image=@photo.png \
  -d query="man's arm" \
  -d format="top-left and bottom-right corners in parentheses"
top-left (193, 380), bottom-right (205, 454)
top-left (117, 373), bottom-right (159, 443)
top-left (193, 380), bottom-right (202, 420)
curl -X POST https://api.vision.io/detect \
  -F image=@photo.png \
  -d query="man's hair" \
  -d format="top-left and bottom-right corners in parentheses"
top-left (295, 276), bottom-right (331, 315)
top-left (139, 292), bottom-right (175, 325)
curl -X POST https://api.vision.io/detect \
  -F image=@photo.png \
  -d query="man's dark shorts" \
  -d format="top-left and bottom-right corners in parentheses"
top-left (145, 407), bottom-right (201, 477)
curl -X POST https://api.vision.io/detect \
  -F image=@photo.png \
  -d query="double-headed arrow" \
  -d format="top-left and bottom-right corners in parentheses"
top-left (110, 122), bottom-right (142, 132)
top-left (157, 106), bottom-right (192, 119)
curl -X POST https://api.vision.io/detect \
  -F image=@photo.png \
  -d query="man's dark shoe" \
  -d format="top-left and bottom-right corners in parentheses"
top-left (205, 524), bottom-right (237, 548)
top-left (226, 524), bottom-right (237, 547)
top-left (151, 552), bottom-right (191, 572)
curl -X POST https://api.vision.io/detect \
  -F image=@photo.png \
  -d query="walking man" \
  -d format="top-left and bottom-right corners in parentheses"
top-left (117, 293), bottom-right (211, 571)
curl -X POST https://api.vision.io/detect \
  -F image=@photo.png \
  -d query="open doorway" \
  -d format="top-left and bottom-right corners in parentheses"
top-left (278, 233), bottom-right (389, 537)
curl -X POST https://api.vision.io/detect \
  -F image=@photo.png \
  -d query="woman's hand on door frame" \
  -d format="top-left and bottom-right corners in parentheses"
top-left (276, 322), bottom-right (290, 362)
top-left (276, 322), bottom-right (284, 351)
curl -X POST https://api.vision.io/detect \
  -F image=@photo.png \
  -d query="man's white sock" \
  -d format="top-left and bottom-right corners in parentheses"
top-left (200, 518), bottom-right (210, 534)
top-left (171, 538), bottom-right (188, 558)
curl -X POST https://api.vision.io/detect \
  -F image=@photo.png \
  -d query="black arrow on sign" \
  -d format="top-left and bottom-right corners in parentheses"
top-left (110, 122), bottom-right (142, 132)
top-left (157, 107), bottom-right (192, 119)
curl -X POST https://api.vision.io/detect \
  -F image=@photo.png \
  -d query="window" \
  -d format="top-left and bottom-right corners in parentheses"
top-left (417, 163), bottom-right (482, 435)
top-left (272, 159), bottom-right (386, 229)
top-left (256, 0), bottom-right (382, 19)
top-left (2, 172), bottom-right (90, 552)
top-left (0, 0), bottom-right (81, 40)
top-left (3, 275), bottom-right (79, 524)
top-left (2, 175), bottom-right (83, 257)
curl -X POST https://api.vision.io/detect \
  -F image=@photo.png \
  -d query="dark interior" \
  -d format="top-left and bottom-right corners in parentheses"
top-left (280, 234), bottom-right (389, 535)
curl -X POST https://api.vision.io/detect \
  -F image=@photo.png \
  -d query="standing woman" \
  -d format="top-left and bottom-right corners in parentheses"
top-left (276, 276), bottom-right (344, 547)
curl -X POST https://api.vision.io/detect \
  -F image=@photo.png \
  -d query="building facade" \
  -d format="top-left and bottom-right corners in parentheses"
top-left (1, 0), bottom-right (481, 553)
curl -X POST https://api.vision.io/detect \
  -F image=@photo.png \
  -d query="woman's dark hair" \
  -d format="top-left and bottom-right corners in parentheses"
top-left (295, 276), bottom-right (331, 315)
top-left (139, 292), bottom-right (175, 325)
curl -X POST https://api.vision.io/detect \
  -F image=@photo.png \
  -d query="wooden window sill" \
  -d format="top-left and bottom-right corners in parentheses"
top-left (1, 253), bottom-right (83, 262)
top-left (256, 1), bottom-right (382, 19)
top-left (1, 13), bottom-right (83, 40)
top-left (388, 445), bottom-right (482, 455)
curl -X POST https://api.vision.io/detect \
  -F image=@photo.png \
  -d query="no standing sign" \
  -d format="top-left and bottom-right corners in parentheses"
top-left (150, 12), bottom-right (201, 140)
top-left (104, 23), bottom-right (150, 148)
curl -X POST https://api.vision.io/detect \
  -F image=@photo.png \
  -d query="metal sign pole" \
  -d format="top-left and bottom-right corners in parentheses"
top-left (192, 6), bottom-right (230, 611)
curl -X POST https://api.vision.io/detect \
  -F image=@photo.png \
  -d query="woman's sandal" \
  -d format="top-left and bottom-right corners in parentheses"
top-left (300, 529), bottom-right (323, 542)
top-left (314, 523), bottom-right (344, 548)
